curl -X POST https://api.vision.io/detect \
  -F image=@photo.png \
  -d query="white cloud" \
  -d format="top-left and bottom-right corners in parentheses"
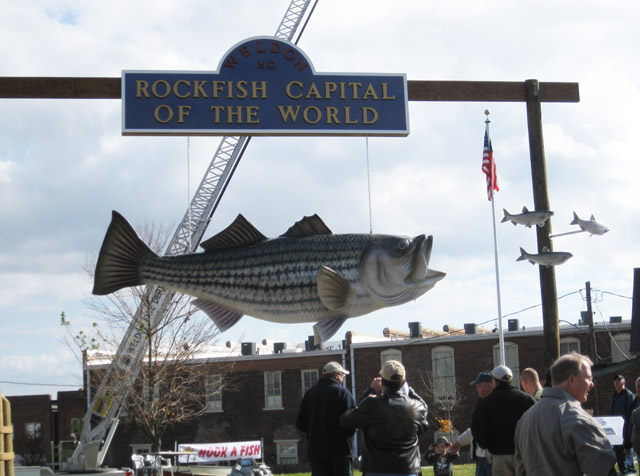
top-left (1, 0), bottom-right (638, 396)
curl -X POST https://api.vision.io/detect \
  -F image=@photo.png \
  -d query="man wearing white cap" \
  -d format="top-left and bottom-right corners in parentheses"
top-left (471, 365), bottom-right (535, 476)
top-left (340, 360), bottom-right (428, 476)
top-left (296, 361), bottom-right (356, 476)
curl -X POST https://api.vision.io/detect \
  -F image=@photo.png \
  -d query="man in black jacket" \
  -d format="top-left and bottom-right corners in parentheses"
top-left (623, 377), bottom-right (640, 474)
top-left (296, 361), bottom-right (356, 476)
top-left (471, 365), bottom-right (535, 476)
top-left (611, 374), bottom-right (635, 474)
top-left (340, 360), bottom-right (429, 475)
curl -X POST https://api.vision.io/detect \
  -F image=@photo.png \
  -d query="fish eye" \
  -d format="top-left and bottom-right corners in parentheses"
top-left (397, 239), bottom-right (410, 251)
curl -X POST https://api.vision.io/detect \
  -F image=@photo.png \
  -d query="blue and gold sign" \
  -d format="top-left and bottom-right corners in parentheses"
top-left (122, 36), bottom-right (409, 136)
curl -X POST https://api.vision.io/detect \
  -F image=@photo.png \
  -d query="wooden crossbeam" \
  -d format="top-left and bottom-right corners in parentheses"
top-left (0, 77), bottom-right (579, 102)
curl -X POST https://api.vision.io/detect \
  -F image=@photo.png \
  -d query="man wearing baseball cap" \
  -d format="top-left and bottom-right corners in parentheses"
top-left (450, 371), bottom-right (495, 476)
top-left (296, 361), bottom-right (356, 476)
top-left (340, 360), bottom-right (428, 476)
top-left (471, 365), bottom-right (535, 476)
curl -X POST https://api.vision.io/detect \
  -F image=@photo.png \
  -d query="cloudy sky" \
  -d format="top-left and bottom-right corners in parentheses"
top-left (1, 0), bottom-right (639, 397)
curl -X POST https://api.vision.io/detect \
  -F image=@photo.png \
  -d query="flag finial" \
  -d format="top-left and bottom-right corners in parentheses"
top-left (485, 109), bottom-right (491, 123)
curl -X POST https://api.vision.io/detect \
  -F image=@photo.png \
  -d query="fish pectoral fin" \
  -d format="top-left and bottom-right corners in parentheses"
top-left (280, 214), bottom-right (333, 238)
top-left (317, 266), bottom-right (352, 311)
top-left (193, 298), bottom-right (243, 332)
top-left (313, 317), bottom-right (348, 345)
top-left (200, 214), bottom-right (267, 252)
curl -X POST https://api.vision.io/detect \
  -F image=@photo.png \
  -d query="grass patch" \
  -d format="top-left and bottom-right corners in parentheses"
top-left (275, 465), bottom-right (477, 476)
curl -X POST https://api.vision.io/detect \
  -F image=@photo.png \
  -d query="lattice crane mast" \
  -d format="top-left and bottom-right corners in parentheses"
top-left (67, 0), bottom-right (317, 470)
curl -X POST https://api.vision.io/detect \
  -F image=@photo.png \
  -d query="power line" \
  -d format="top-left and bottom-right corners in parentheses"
top-left (0, 380), bottom-right (81, 387)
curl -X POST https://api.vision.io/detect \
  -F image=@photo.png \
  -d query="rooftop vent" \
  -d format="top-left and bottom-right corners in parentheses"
top-left (409, 322), bottom-right (422, 338)
top-left (241, 342), bottom-right (256, 356)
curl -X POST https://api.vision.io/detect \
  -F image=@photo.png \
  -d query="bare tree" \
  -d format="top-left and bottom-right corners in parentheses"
top-left (416, 369), bottom-right (466, 441)
top-left (63, 219), bottom-right (234, 452)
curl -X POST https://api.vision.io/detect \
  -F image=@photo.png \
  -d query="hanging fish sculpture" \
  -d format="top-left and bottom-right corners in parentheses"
top-left (516, 247), bottom-right (573, 267)
top-left (92, 211), bottom-right (446, 343)
top-left (570, 212), bottom-right (609, 236)
top-left (501, 207), bottom-right (554, 228)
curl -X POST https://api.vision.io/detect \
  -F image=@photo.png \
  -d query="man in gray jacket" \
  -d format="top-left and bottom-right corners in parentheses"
top-left (514, 352), bottom-right (616, 476)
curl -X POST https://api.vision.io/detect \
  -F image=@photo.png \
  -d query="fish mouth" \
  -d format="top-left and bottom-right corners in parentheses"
top-left (407, 235), bottom-right (446, 287)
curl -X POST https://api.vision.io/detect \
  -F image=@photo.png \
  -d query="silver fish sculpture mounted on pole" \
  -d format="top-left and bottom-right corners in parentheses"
top-left (501, 206), bottom-right (554, 228)
top-left (516, 246), bottom-right (573, 267)
top-left (570, 212), bottom-right (609, 236)
top-left (93, 211), bottom-right (446, 344)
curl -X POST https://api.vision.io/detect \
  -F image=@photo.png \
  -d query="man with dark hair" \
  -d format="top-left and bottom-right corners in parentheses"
top-left (610, 374), bottom-right (635, 473)
top-left (340, 360), bottom-right (428, 476)
top-left (514, 352), bottom-right (616, 476)
top-left (296, 361), bottom-right (356, 476)
top-left (471, 365), bottom-right (535, 476)
top-left (623, 377), bottom-right (640, 474)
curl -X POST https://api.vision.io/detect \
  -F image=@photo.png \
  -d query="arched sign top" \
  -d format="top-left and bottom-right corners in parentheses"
top-left (122, 36), bottom-right (409, 136)
top-left (216, 36), bottom-right (317, 76)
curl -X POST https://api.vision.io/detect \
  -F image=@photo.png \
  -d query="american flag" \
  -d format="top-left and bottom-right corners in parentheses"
top-left (482, 121), bottom-right (499, 200)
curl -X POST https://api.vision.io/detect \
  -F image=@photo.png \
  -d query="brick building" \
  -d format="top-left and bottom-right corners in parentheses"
top-left (8, 318), bottom-right (640, 472)
top-left (8, 390), bottom-right (85, 467)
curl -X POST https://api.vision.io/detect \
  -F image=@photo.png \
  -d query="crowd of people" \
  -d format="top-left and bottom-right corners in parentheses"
top-left (295, 353), bottom-right (633, 476)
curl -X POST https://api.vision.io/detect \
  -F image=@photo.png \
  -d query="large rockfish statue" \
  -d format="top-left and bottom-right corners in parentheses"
top-left (93, 211), bottom-right (445, 343)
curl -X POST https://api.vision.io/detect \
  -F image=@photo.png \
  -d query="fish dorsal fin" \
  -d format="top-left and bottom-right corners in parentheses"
top-left (590, 214), bottom-right (596, 221)
top-left (200, 214), bottom-right (267, 252)
top-left (280, 214), bottom-right (333, 238)
top-left (541, 246), bottom-right (550, 253)
top-left (522, 206), bottom-right (530, 213)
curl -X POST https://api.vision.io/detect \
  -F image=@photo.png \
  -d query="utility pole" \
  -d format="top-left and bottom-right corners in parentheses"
top-left (584, 281), bottom-right (598, 363)
top-left (525, 79), bottom-right (559, 368)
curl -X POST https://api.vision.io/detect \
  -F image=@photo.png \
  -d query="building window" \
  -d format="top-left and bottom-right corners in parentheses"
top-left (70, 417), bottom-right (84, 440)
top-left (493, 342), bottom-right (520, 383)
top-left (380, 348), bottom-right (402, 368)
top-left (25, 422), bottom-right (41, 439)
top-left (612, 333), bottom-right (630, 363)
top-left (431, 346), bottom-right (455, 403)
top-left (264, 371), bottom-right (283, 410)
top-left (275, 440), bottom-right (298, 465)
top-left (131, 444), bottom-right (152, 455)
top-left (301, 369), bottom-right (318, 395)
top-left (206, 375), bottom-right (223, 413)
top-left (560, 337), bottom-right (580, 356)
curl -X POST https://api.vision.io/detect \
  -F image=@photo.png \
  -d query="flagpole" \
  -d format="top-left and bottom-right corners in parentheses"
top-left (485, 110), bottom-right (506, 365)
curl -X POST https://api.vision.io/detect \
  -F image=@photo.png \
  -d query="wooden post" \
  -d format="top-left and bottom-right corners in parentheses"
top-left (0, 391), bottom-right (15, 476)
top-left (585, 281), bottom-right (598, 362)
top-left (630, 268), bottom-right (640, 354)
top-left (525, 79), bottom-right (560, 368)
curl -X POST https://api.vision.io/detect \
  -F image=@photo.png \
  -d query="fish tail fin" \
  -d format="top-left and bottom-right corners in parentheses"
top-left (501, 209), bottom-right (509, 223)
top-left (92, 211), bottom-right (156, 295)
top-left (570, 211), bottom-right (579, 225)
top-left (516, 247), bottom-right (527, 262)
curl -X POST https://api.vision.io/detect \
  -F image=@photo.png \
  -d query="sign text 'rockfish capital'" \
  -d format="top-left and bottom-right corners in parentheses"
top-left (122, 36), bottom-right (409, 136)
